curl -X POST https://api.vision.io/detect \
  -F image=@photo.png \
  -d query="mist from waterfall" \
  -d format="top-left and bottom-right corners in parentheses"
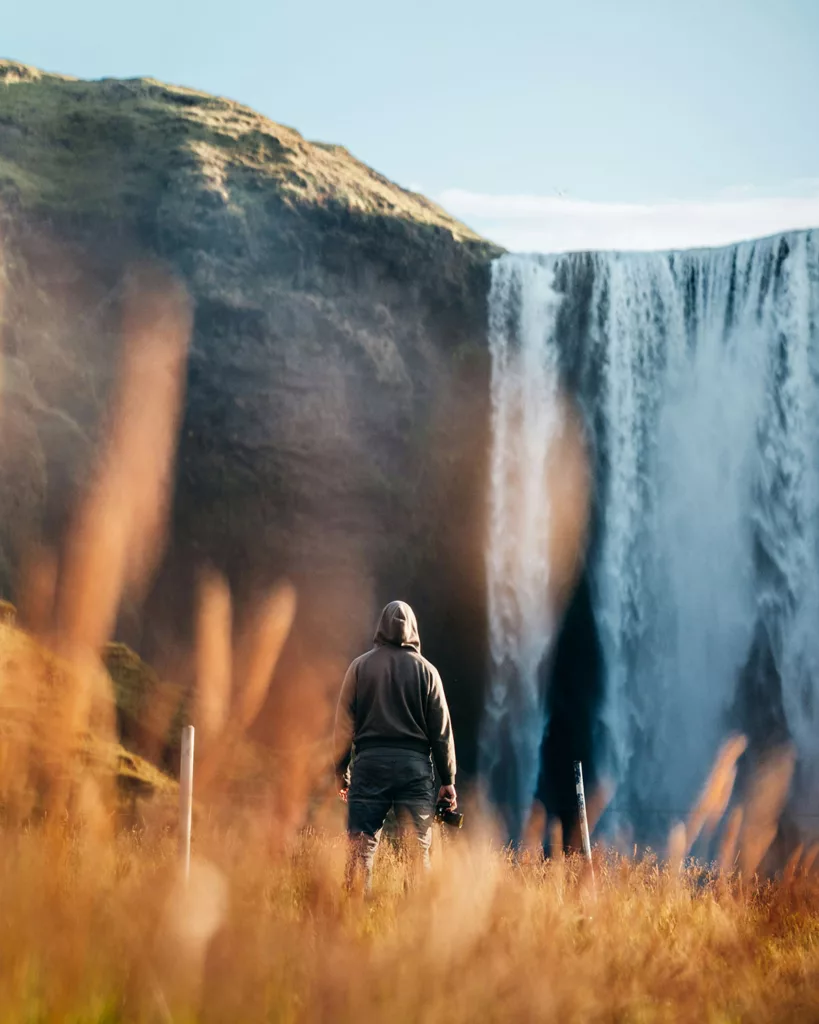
top-left (484, 230), bottom-right (819, 836)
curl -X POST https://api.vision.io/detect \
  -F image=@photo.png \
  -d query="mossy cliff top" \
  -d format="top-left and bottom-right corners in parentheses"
top-left (0, 57), bottom-right (490, 250)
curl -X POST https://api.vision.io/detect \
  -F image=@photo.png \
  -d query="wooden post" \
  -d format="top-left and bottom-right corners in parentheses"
top-left (180, 725), bottom-right (195, 882)
top-left (574, 760), bottom-right (596, 887)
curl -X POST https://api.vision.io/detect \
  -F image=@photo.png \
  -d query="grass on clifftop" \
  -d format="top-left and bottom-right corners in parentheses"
top-left (0, 58), bottom-right (486, 243)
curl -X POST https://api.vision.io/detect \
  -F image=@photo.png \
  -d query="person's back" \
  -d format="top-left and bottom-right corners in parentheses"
top-left (334, 600), bottom-right (457, 890)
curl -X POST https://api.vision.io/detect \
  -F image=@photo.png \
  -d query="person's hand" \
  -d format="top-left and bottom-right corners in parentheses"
top-left (336, 777), bottom-right (349, 802)
top-left (437, 784), bottom-right (457, 810)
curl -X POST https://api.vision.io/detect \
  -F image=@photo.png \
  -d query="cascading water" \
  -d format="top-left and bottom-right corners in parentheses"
top-left (483, 259), bottom-right (563, 836)
top-left (484, 230), bottom-right (819, 837)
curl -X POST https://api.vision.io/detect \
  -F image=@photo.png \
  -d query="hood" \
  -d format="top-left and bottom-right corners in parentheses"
top-left (373, 600), bottom-right (421, 652)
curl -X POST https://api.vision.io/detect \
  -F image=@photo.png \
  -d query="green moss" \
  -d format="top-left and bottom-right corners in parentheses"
top-left (113, 744), bottom-right (177, 798)
top-left (0, 621), bottom-right (176, 815)
top-left (0, 58), bottom-right (491, 247)
top-left (102, 641), bottom-right (158, 739)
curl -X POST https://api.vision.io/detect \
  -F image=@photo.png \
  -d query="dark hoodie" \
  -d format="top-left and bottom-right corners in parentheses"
top-left (333, 601), bottom-right (457, 785)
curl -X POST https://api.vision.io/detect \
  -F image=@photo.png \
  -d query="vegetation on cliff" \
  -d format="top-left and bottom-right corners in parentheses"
top-left (0, 612), bottom-right (175, 814)
top-left (0, 58), bottom-right (489, 241)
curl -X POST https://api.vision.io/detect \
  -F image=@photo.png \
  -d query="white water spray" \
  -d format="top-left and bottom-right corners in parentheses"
top-left (482, 257), bottom-right (563, 832)
top-left (485, 230), bottom-right (819, 833)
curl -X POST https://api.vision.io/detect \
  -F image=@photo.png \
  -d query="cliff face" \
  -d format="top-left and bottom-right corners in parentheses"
top-left (0, 60), bottom-right (499, 775)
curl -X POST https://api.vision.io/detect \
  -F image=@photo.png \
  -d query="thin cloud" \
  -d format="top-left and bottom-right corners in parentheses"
top-left (439, 187), bottom-right (819, 253)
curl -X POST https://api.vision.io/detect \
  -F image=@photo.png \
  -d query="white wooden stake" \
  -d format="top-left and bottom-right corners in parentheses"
top-left (574, 760), bottom-right (596, 887)
top-left (179, 725), bottom-right (195, 882)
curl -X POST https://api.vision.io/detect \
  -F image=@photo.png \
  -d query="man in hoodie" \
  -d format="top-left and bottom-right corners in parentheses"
top-left (334, 600), bottom-right (457, 890)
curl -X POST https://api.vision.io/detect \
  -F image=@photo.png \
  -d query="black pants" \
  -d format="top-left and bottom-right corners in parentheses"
top-left (347, 747), bottom-right (435, 890)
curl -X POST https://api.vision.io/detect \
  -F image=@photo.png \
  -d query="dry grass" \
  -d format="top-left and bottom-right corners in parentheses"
top-left (1, 819), bottom-right (819, 1022)
top-left (0, 58), bottom-right (488, 244)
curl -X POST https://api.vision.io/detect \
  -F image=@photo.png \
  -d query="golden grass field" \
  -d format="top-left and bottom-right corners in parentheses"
top-left (1, 816), bottom-right (819, 1023)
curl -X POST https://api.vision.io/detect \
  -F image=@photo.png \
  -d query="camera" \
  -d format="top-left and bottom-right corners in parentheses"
top-left (435, 800), bottom-right (464, 828)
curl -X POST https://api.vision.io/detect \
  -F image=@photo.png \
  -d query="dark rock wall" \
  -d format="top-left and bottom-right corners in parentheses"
top-left (0, 70), bottom-right (496, 778)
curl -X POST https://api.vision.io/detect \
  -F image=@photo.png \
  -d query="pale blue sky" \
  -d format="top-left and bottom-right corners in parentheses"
top-left (5, 0), bottom-right (819, 250)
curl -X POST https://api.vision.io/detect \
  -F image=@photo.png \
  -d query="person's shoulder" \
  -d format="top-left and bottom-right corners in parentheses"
top-left (410, 650), bottom-right (441, 680)
top-left (351, 649), bottom-right (374, 670)
top-left (349, 646), bottom-right (383, 675)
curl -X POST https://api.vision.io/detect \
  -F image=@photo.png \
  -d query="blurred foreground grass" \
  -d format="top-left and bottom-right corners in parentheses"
top-left (1, 822), bottom-right (819, 1023)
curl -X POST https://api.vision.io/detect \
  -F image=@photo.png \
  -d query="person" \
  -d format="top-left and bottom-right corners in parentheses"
top-left (333, 600), bottom-right (457, 891)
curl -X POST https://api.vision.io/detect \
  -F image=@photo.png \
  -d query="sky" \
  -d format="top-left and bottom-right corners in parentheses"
top-left (4, 0), bottom-right (819, 252)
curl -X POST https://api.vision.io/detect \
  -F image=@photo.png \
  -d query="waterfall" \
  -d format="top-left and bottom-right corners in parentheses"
top-left (483, 258), bottom-right (563, 835)
top-left (484, 230), bottom-right (819, 835)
